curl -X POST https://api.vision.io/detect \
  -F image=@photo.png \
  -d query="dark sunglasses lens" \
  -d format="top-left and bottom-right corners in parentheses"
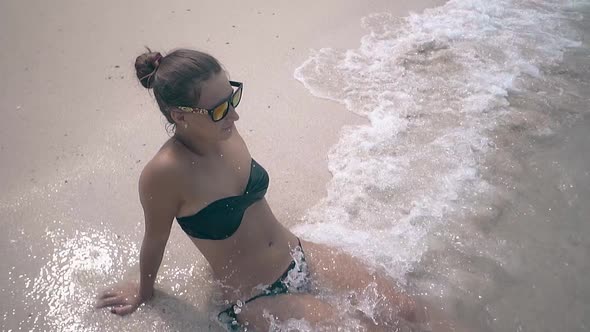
top-left (232, 86), bottom-right (242, 108)
top-left (212, 101), bottom-right (229, 121)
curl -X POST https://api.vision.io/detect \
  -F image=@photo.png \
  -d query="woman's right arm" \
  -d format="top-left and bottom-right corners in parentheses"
top-left (96, 161), bottom-right (180, 315)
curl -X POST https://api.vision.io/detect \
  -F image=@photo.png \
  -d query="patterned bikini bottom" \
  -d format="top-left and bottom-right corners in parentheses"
top-left (218, 238), bottom-right (311, 331)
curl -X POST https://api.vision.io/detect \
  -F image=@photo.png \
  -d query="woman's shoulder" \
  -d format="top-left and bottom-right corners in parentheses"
top-left (139, 141), bottom-right (188, 194)
top-left (137, 144), bottom-right (188, 218)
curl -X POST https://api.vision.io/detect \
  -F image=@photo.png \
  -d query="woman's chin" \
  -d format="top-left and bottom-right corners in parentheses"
top-left (221, 126), bottom-right (234, 139)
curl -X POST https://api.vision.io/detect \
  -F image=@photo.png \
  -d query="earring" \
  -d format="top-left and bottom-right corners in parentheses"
top-left (184, 123), bottom-right (188, 129)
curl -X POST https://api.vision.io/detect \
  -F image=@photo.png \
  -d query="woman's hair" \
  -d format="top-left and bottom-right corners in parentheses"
top-left (134, 48), bottom-right (223, 124)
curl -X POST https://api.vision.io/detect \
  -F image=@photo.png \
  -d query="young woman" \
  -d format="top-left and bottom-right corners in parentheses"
top-left (95, 48), bottom-right (447, 331)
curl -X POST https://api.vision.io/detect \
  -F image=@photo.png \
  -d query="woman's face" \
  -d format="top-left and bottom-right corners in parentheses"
top-left (175, 71), bottom-right (240, 140)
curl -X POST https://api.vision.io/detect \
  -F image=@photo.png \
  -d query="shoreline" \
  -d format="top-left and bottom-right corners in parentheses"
top-left (0, 1), bottom-right (447, 331)
top-left (0, 0), bottom-right (446, 224)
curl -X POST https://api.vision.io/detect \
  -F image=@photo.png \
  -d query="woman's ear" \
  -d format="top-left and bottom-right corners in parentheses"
top-left (169, 109), bottom-right (185, 125)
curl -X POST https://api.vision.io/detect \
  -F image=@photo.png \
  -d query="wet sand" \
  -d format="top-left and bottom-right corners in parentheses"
top-left (0, 0), bottom-right (445, 330)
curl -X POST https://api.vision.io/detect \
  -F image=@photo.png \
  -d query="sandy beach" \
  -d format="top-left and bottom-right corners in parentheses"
top-left (0, 0), bottom-right (445, 330)
top-left (1, 0), bottom-right (443, 224)
top-left (4, 0), bottom-right (589, 331)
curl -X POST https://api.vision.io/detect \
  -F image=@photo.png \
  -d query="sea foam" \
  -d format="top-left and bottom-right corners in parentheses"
top-left (294, 0), bottom-right (583, 281)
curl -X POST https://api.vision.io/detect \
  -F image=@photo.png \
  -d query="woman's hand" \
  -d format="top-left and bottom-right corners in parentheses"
top-left (95, 280), bottom-right (148, 316)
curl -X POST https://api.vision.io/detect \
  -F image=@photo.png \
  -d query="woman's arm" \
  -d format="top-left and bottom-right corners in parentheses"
top-left (96, 161), bottom-right (180, 315)
top-left (136, 162), bottom-right (179, 302)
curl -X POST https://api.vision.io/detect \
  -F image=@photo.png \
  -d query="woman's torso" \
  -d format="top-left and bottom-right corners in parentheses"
top-left (153, 129), bottom-right (299, 301)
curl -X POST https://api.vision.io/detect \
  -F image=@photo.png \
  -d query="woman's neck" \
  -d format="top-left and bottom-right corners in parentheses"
top-left (172, 132), bottom-right (223, 157)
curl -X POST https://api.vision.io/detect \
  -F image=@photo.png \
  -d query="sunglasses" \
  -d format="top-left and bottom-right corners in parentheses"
top-left (176, 81), bottom-right (243, 122)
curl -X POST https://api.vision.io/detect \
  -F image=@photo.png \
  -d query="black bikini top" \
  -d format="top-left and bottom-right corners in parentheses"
top-left (176, 159), bottom-right (269, 240)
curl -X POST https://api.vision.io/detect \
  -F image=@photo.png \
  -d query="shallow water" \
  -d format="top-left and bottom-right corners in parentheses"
top-left (2, 0), bottom-right (589, 331)
top-left (293, 0), bottom-right (590, 331)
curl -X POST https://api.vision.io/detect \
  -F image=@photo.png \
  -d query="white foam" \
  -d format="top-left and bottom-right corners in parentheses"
top-left (294, 0), bottom-right (583, 283)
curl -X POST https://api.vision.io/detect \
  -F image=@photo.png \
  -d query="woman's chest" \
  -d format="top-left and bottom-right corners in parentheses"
top-left (177, 153), bottom-right (253, 218)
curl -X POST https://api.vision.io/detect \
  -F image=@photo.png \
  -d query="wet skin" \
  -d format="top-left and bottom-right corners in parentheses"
top-left (96, 71), bottom-right (455, 331)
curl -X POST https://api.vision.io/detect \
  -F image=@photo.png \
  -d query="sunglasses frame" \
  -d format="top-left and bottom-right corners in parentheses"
top-left (176, 81), bottom-right (243, 122)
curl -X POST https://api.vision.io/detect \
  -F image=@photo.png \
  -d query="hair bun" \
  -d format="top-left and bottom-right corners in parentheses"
top-left (135, 49), bottom-right (163, 89)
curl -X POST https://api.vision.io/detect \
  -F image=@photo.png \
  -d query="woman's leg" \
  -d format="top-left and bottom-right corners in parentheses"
top-left (236, 293), bottom-right (390, 331)
top-left (300, 240), bottom-right (466, 331)
top-left (300, 240), bottom-right (420, 324)
top-left (235, 293), bottom-right (334, 330)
